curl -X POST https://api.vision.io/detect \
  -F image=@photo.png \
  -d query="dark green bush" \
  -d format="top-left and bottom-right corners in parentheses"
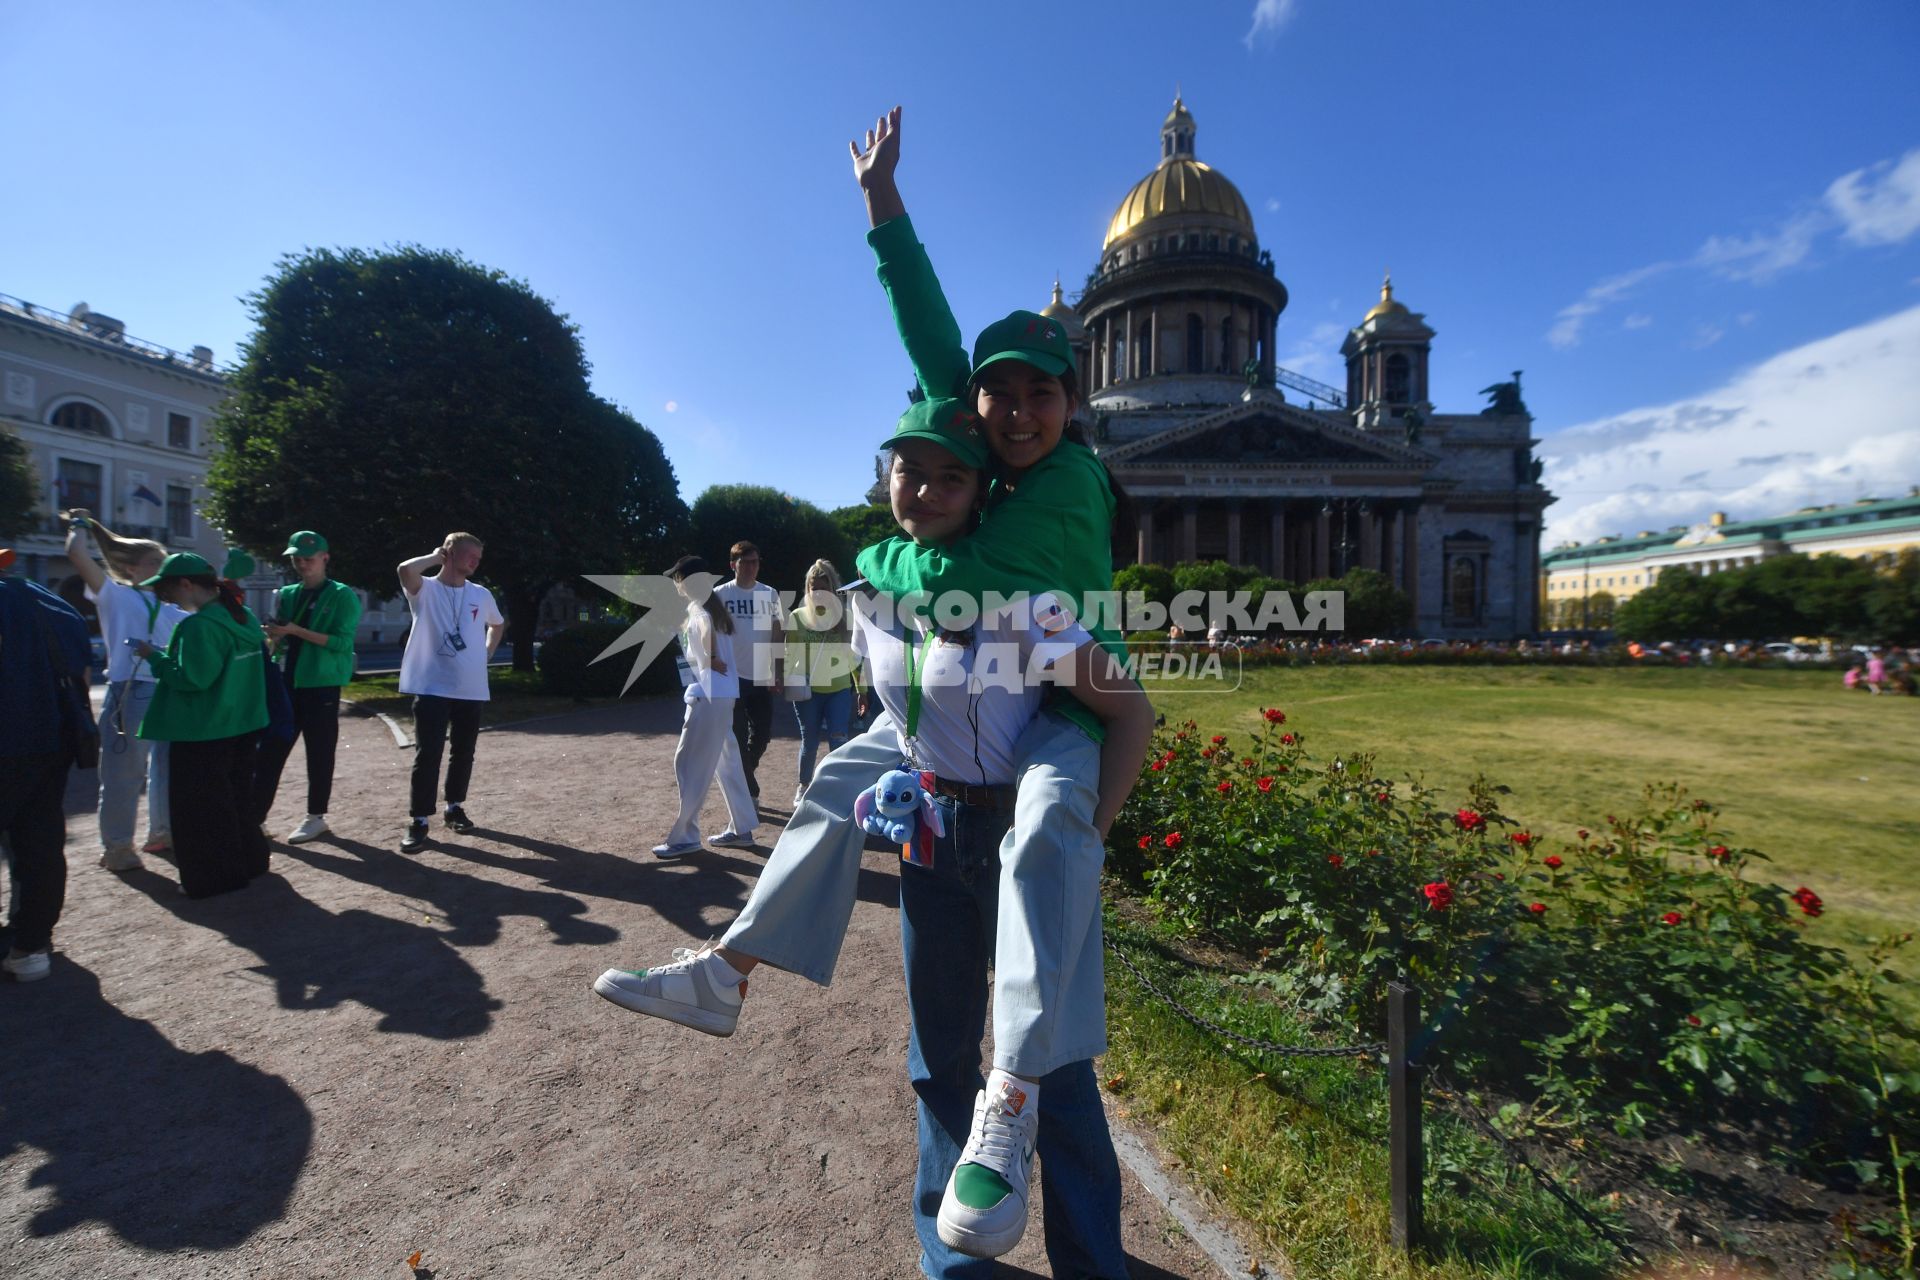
top-left (538, 620), bottom-right (681, 697)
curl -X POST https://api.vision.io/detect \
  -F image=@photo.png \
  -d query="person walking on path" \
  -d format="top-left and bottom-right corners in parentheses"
top-left (253, 530), bottom-right (362, 845)
top-left (396, 533), bottom-right (505, 854)
top-left (60, 510), bottom-right (186, 871)
top-left (784, 558), bottom-right (862, 808)
top-left (0, 548), bottom-right (96, 981)
top-left (715, 541), bottom-right (784, 804)
top-left (1866, 648), bottom-right (1888, 695)
top-left (654, 555), bottom-right (758, 857)
top-left (131, 552), bottom-right (271, 900)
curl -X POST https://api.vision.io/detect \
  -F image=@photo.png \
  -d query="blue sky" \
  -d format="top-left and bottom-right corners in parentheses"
top-left (6, 1), bottom-right (1918, 548)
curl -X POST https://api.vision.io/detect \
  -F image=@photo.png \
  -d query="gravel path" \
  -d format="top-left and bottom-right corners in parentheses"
top-left (1, 696), bottom-right (1226, 1279)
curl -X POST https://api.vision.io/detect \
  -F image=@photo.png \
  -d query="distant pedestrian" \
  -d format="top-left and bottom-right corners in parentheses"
top-left (715, 541), bottom-right (785, 803)
top-left (131, 552), bottom-right (271, 900)
top-left (1866, 648), bottom-right (1887, 695)
top-left (655, 555), bottom-right (757, 857)
top-left (784, 559), bottom-right (861, 809)
top-left (60, 510), bottom-right (186, 872)
top-left (253, 530), bottom-right (362, 844)
top-left (395, 533), bottom-right (506, 853)
top-left (1, 547), bottom-right (96, 981)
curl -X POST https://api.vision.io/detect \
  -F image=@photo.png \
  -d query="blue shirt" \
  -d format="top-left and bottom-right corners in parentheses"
top-left (0, 576), bottom-right (92, 757)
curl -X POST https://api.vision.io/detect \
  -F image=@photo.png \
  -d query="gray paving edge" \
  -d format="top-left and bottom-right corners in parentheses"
top-left (1108, 1104), bottom-right (1289, 1280)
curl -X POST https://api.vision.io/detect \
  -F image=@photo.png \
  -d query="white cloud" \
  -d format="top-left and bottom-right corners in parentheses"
top-left (1694, 208), bottom-right (1824, 282)
top-left (1279, 320), bottom-right (1346, 376)
top-left (1622, 313), bottom-right (1654, 330)
top-left (1547, 262), bottom-right (1675, 348)
top-left (1539, 304), bottom-right (1920, 545)
top-left (1827, 148), bottom-right (1920, 246)
top-left (664, 400), bottom-right (679, 413)
top-left (1244, 0), bottom-right (1299, 47)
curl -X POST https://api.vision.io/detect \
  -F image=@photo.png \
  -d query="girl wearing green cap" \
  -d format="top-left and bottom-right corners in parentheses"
top-left (131, 551), bottom-right (270, 899)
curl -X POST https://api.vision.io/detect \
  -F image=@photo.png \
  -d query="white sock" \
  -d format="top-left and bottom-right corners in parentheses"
top-left (702, 951), bottom-right (748, 989)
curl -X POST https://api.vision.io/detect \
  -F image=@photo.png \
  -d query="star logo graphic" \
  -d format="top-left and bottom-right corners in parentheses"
top-left (581, 570), bottom-right (720, 694)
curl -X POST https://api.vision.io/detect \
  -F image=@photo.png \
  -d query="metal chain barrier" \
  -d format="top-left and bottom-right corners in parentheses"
top-left (1105, 934), bottom-right (1386, 1059)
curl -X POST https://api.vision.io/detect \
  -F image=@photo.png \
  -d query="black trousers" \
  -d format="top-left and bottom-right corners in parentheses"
top-left (731, 682), bottom-right (773, 796)
top-left (0, 751), bottom-right (71, 953)
top-left (410, 695), bottom-right (481, 819)
top-left (170, 733), bottom-right (268, 899)
top-left (253, 685), bottom-right (342, 821)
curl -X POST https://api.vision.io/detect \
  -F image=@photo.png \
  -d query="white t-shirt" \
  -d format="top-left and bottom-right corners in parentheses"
top-left (399, 576), bottom-right (504, 700)
top-left (86, 578), bottom-right (188, 683)
top-left (849, 590), bottom-right (1090, 785)
top-left (714, 580), bottom-right (784, 685)
top-left (680, 604), bottom-right (740, 702)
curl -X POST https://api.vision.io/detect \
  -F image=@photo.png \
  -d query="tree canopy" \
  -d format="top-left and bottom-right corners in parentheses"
top-left (829, 502), bottom-right (900, 558)
top-left (1611, 552), bottom-right (1906, 643)
top-left (686, 485), bottom-right (853, 592)
top-left (204, 246), bottom-right (686, 667)
top-left (0, 423), bottom-right (36, 542)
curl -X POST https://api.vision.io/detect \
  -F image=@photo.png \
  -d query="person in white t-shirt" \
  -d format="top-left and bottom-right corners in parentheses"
top-left (61, 511), bottom-right (188, 872)
top-left (655, 555), bottom-right (758, 857)
top-left (395, 532), bottom-right (505, 853)
top-left (713, 541), bottom-right (785, 803)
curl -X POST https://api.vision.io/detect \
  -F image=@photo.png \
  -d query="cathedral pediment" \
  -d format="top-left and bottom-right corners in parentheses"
top-left (1099, 398), bottom-right (1429, 469)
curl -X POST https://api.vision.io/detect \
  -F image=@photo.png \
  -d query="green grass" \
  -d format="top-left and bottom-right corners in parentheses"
top-left (1142, 664), bottom-right (1920, 995)
top-left (340, 669), bottom-right (622, 728)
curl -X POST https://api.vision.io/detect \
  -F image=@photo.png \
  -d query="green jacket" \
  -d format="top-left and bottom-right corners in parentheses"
top-left (138, 601), bottom-right (270, 742)
top-left (271, 578), bottom-right (361, 688)
top-left (854, 215), bottom-right (1122, 739)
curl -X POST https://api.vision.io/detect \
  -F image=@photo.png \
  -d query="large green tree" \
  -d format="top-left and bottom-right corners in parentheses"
top-left (0, 423), bottom-right (37, 542)
top-left (205, 246), bottom-right (685, 668)
top-left (687, 485), bottom-right (854, 593)
top-left (829, 502), bottom-right (899, 557)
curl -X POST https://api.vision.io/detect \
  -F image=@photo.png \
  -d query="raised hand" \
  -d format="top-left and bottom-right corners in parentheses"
top-left (849, 106), bottom-right (907, 227)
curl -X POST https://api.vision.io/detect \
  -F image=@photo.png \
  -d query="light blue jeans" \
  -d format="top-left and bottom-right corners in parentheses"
top-left (792, 686), bottom-right (855, 788)
top-left (724, 708), bottom-right (1108, 1078)
top-left (98, 679), bottom-right (170, 852)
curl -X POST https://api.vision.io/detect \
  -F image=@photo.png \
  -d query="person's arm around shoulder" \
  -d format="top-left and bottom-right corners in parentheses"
top-left (398, 546), bottom-right (447, 597)
top-left (1055, 639), bottom-right (1155, 839)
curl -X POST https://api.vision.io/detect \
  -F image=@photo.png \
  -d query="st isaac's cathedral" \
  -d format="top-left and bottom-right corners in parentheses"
top-left (1041, 98), bottom-right (1554, 638)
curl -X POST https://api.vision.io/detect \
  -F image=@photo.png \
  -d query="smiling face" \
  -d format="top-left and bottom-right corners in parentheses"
top-left (973, 359), bottom-right (1077, 477)
top-left (888, 438), bottom-right (983, 546)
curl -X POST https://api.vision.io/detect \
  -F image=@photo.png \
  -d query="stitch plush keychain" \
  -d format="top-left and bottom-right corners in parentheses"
top-left (854, 768), bottom-right (945, 853)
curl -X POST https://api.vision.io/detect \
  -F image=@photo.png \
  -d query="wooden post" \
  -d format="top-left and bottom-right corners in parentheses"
top-left (1388, 982), bottom-right (1423, 1254)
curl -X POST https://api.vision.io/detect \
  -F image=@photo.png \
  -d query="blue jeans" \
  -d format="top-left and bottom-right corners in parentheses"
top-left (97, 679), bottom-right (170, 851)
top-left (792, 686), bottom-right (854, 788)
top-left (901, 792), bottom-right (1129, 1280)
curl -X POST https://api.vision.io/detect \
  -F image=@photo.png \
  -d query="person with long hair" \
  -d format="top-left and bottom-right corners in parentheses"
top-left (60, 510), bottom-right (186, 871)
top-left (784, 558), bottom-right (863, 808)
top-left (130, 551), bottom-right (270, 899)
top-left (655, 555), bottom-right (758, 857)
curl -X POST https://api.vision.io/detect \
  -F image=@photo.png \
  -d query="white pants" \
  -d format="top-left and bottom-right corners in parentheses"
top-left (666, 693), bottom-right (756, 845)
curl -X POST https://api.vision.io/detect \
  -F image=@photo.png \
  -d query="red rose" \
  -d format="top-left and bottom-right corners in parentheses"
top-left (1511, 832), bottom-right (1535, 847)
top-left (1263, 708), bottom-right (1287, 724)
top-left (1211, 735), bottom-right (1226, 745)
top-left (1175, 732), bottom-right (1188, 740)
top-left (1328, 854), bottom-right (1343, 867)
top-left (1791, 886), bottom-right (1823, 917)
top-left (1256, 776), bottom-right (1274, 793)
top-left (1494, 872), bottom-right (1505, 880)
top-left (1240, 757), bottom-right (1254, 769)
top-left (1576, 828), bottom-right (1590, 840)
top-left (1217, 780), bottom-right (1233, 794)
top-left (1136, 835), bottom-right (1151, 849)
top-left (1280, 732), bottom-right (1295, 745)
top-left (1200, 748), bottom-right (1214, 759)
top-left (1366, 848), bottom-right (1381, 858)
top-left (1422, 881), bottom-right (1454, 910)
top-left (1543, 855), bottom-right (1563, 869)
top-left (1453, 808), bottom-right (1486, 833)
top-left (1375, 792), bottom-right (1390, 804)
top-left (1687, 1014), bottom-right (1702, 1027)
top-left (1660, 911), bottom-right (1684, 926)
top-left (1528, 902), bottom-right (1547, 914)
top-left (1164, 832), bottom-right (1183, 848)
top-left (1707, 845), bottom-right (1730, 862)
top-left (1149, 760), bottom-right (1165, 772)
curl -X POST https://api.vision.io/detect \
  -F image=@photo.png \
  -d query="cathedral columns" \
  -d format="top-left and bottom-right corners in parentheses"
top-left (1226, 501), bottom-right (1243, 564)
top-left (1402, 508), bottom-right (1421, 615)
top-left (1137, 505), bottom-right (1155, 565)
top-left (1269, 504), bottom-right (1287, 578)
top-left (1182, 501), bottom-right (1198, 562)
top-left (1315, 505), bottom-right (1332, 578)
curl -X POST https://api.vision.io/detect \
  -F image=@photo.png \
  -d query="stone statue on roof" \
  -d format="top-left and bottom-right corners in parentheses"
top-left (1479, 370), bottom-right (1527, 417)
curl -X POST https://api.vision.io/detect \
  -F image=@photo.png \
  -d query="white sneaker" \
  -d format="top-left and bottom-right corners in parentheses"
top-left (4, 950), bottom-right (52, 982)
top-left (286, 815), bottom-right (331, 845)
top-left (708, 830), bottom-right (757, 849)
top-left (99, 847), bottom-right (141, 873)
top-left (793, 785), bottom-right (807, 808)
top-left (592, 947), bottom-right (745, 1035)
top-left (651, 839), bottom-right (703, 859)
top-left (937, 1071), bottom-right (1039, 1258)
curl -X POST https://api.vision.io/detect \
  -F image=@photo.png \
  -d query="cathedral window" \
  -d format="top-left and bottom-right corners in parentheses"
top-left (1185, 314), bottom-right (1204, 374)
top-left (1448, 557), bottom-right (1480, 624)
top-left (1385, 353), bottom-right (1411, 403)
top-left (1137, 321), bottom-right (1153, 378)
top-left (1220, 317), bottom-right (1235, 372)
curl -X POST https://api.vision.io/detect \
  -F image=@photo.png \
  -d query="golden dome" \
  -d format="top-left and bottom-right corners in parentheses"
top-left (1363, 272), bottom-right (1409, 323)
top-left (1040, 279), bottom-right (1075, 320)
top-left (1103, 159), bottom-right (1254, 250)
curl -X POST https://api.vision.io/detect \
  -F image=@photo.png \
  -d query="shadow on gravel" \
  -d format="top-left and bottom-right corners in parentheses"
top-left (0, 955), bottom-right (311, 1247)
top-left (283, 836), bottom-right (621, 950)
top-left (122, 867), bottom-right (502, 1039)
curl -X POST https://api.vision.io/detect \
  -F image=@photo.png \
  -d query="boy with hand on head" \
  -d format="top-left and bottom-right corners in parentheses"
top-left (254, 530), bottom-right (361, 845)
top-left (396, 532), bottom-right (505, 853)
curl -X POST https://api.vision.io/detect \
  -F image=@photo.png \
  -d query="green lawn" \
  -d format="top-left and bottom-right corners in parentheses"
top-left (1143, 663), bottom-right (1920, 999)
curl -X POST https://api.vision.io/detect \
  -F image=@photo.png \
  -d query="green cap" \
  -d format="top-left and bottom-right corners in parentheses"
top-left (139, 552), bottom-right (215, 586)
top-left (879, 397), bottom-right (990, 469)
top-left (222, 549), bottom-right (256, 580)
top-left (972, 310), bottom-right (1076, 380)
top-left (284, 530), bottom-right (328, 557)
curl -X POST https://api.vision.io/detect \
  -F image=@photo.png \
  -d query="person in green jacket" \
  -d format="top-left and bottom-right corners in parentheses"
top-left (253, 530), bottom-right (362, 845)
top-left (133, 552), bottom-right (271, 899)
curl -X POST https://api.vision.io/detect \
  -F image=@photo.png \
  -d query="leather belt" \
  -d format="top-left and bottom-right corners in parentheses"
top-left (928, 775), bottom-right (1015, 812)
